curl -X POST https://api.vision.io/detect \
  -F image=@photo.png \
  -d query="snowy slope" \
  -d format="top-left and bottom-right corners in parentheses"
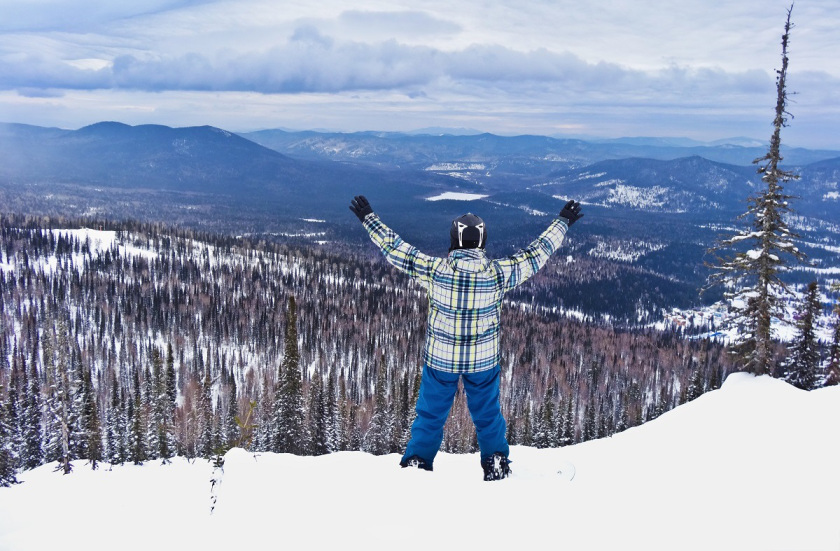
top-left (1, 374), bottom-right (838, 551)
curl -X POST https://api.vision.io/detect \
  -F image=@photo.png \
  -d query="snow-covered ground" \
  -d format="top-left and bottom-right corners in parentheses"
top-left (1, 374), bottom-right (838, 551)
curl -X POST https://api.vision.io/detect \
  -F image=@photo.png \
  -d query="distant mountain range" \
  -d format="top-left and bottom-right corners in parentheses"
top-left (0, 121), bottom-right (474, 202)
top-left (0, 121), bottom-right (481, 238)
top-left (1, 121), bottom-right (838, 318)
top-left (240, 128), bottom-right (840, 170)
top-left (3, 120), bottom-right (837, 230)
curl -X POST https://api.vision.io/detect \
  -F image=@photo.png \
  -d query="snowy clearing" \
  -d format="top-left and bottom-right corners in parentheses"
top-left (573, 171), bottom-right (607, 181)
top-left (588, 239), bottom-right (667, 262)
top-left (425, 162), bottom-right (486, 171)
top-left (0, 228), bottom-right (157, 275)
top-left (661, 282), bottom-right (838, 343)
top-left (607, 184), bottom-right (669, 208)
top-left (425, 192), bottom-right (489, 202)
top-left (1, 374), bottom-right (837, 551)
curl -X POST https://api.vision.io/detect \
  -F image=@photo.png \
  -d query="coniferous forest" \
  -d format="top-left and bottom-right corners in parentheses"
top-left (0, 213), bottom-right (742, 481)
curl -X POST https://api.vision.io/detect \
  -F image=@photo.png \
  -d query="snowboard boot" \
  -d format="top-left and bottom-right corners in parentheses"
top-left (400, 455), bottom-right (432, 471)
top-left (481, 452), bottom-right (511, 481)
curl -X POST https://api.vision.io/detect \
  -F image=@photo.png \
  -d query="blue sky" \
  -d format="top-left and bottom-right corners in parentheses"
top-left (1, 0), bottom-right (838, 148)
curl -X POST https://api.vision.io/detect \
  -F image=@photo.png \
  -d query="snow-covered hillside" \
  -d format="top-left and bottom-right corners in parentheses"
top-left (661, 284), bottom-right (839, 343)
top-left (1, 374), bottom-right (837, 551)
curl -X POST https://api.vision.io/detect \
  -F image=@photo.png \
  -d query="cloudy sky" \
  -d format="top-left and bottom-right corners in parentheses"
top-left (1, 0), bottom-right (838, 147)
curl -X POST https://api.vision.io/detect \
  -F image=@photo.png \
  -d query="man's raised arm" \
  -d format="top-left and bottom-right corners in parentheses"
top-left (495, 199), bottom-right (583, 291)
top-left (350, 195), bottom-right (436, 284)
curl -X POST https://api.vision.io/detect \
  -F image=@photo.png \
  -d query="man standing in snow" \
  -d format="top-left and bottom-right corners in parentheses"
top-left (349, 195), bottom-right (583, 480)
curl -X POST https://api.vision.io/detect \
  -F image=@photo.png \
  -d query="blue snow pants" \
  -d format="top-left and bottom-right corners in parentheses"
top-left (401, 364), bottom-right (509, 468)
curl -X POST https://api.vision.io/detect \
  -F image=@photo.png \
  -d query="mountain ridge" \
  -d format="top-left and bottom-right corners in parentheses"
top-left (241, 127), bottom-right (840, 168)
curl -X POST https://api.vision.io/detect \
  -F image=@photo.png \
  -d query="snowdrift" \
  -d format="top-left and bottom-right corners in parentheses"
top-left (1, 373), bottom-right (838, 551)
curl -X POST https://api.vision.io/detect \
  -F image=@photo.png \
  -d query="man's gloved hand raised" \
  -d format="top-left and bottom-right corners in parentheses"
top-left (559, 200), bottom-right (583, 226)
top-left (349, 195), bottom-right (373, 222)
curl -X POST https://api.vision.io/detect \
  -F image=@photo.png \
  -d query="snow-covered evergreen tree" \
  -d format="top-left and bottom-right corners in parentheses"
top-left (822, 282), bottom-right (839, 387)
top-left (613, 397), bottom-right (628, 435)
top-left (129, 368), bottom-right (146, 465)
top-left (307, 371), bottom-right (328, 455)
top-left (706, 7), bottom-right (804, 377)
top-left (224, 370), bottom-right (238, 449)
top-left (270, 370), bottom-right (286, 453)
top-left (686, 364), bottom-right (705, 402)
top-left (20, 349), bottom-right (42, 470)
top-left (0, 331), bottom-right (19, 482)
top-left (506, 404), bottom-right (519, 445)
top-left (0, 379), bottom-right (19, 486)
top-left (5, 354), bottom-right (22, 473)
top-left (41, 327), bottom-right (58, 465)
top-left (784, 282), bottom-right (822, 390)
top-left (533, 388), bottom-right (555, 449)
top-left (162, 344), bottom-right (177, 459)
top-left (235, 398), bottom-right (258, 451)
top-left (79, 360), bottom-right (103, 469)
top-left (142, 363), bottom-right (157, 459)
top-left (335, 371), bottom-right (351, 451)
top-left (212, 396), bottom-right (224, 454)
top-left (148, 347), bottom-right (175, 462)
top-left (105, 369), bottom-right (125, 465)
top-left (404, 369), bottom-right (421, 448)
top-left (68, 345), bottom-right (87, 459)
top-left (581, 401), bottom-right (597, 442)
top-left (520, 405), bottom-right (533, 447)
top-left (347, 403), bottom-right (362, 451)
top-left (165, 344), bottom-right (177, 410)
top-left (43, 316), bottom-right (81, 474)
top-left (254, 375), bottom-right (274, 452)
top-left (362, 356), bottom-right (394, 455)
top-left (652, 383), bottom-right (669, 420)
top-left (198, 366), bottom-right (214, 458)
top-left (393, 369), bottom-right (415, 451)
top-left (273, 296), bottom-right (307, 454)
top-left (325, 370), bottom-right (340, 453)
top-left (599, 402), bottom-right (611, 438)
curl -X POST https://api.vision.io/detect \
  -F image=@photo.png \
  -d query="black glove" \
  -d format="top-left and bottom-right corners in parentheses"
top-left (559, 200), bottom-right (583, 226)
top-left (349, 195), bottom-right (373, 222)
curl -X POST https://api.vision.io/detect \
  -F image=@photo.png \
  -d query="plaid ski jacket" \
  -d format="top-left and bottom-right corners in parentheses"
top-left (362, 213), bottom-right (568, 373)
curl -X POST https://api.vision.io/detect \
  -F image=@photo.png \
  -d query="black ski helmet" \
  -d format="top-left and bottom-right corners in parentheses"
top-left (449, 213), bottom-right (487, 251)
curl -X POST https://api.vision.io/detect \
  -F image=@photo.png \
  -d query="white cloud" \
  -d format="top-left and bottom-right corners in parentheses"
top-left (0, 0), bottom-right (838, 148)
top-left (0, 32), bottom-right (793, 99)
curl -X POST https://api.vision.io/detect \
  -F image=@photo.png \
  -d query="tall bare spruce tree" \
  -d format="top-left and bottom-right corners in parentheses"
top-left (707, 6), bottom-right (804, 376)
